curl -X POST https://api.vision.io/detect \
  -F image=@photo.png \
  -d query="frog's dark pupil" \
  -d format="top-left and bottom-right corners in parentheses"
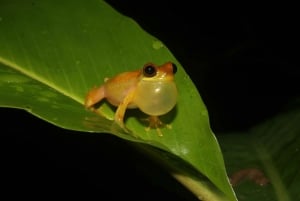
top-left (143, 65), bottom-right (156, 77)
top-left (171, 63), bottom-right (177, 74)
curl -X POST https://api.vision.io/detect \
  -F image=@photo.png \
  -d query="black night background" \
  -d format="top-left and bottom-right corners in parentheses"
top-left (1, 1), bottom-right (299, 200)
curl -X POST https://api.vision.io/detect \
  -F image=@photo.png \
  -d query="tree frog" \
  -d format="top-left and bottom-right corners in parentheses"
top-left (84, 62), bottom-right (177, 135)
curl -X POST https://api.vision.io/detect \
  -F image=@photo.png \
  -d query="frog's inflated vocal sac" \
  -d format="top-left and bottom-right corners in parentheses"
top-left (85, 62), bottom-right (177, 135)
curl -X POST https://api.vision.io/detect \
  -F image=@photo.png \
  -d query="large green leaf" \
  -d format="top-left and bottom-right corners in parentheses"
top-left (0, 0), bottom-right (236, 200)
top-left (218, 103), bottom-right (300, 200)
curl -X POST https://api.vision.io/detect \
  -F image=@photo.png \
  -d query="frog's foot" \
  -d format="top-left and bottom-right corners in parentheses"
top-left (113, 116), bottom-right (126, 130)
top-left (111, 120), bottom-right (131, 134)
top-left (113, 115), bottom-right (134, 135)
top-left (143, 116), bottom-right (171, 137)
top-left (85, 105), bottom-right (107, 119)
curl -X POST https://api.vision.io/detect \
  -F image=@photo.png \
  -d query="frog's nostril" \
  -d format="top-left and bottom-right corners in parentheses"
top-left (171, 63), bottom-right (177, 74)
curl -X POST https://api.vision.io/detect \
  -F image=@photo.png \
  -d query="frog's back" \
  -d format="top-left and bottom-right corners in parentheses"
top-left (104, 71), bottom-right (140, 107)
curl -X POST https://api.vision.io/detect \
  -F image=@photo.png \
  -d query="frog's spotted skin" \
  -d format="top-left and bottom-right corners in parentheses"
top-left (85, 62), bottom-right (177, 135)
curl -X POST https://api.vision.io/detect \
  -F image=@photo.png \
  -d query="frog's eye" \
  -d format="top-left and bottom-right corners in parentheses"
top-left (171, 63), bottom-right (177, 74)
top-left (143, 64), bottom-right (157, 77)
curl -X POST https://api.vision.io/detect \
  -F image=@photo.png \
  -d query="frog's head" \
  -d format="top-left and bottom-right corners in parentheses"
top-left (135, 62), bottom-right (178, 116)
top-left (141, 62), bottom-right (177, 81)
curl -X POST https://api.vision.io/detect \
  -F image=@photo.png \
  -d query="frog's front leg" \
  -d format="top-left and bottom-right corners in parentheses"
top-left (145, 116), bottom-right (171, 136)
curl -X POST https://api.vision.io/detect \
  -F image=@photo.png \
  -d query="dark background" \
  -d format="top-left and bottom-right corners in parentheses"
top-left (1, 1), bottom-right (299, 200)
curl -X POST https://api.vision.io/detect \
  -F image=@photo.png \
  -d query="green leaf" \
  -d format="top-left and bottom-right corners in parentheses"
top-left (218, 104), bottom-right (300, 200)
top-left (0, 0), bottom-right (236, 200)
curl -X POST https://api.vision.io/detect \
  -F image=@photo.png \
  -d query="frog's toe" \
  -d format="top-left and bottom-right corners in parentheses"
top-left (142, 116), bottom-right (170, 136)
top-left (111, 120), bottom-right (131, 133)
top-left (145, 116), bottom-right (163, 128)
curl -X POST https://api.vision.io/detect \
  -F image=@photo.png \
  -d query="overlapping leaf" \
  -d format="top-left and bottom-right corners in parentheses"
top-left (219, 105), bottom-right (300, 200)
top-left (0, 0), bottom-right (236, 200)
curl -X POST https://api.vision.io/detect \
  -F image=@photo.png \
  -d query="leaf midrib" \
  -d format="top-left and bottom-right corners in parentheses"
top-left (0, 57), bottom-right (82, 104)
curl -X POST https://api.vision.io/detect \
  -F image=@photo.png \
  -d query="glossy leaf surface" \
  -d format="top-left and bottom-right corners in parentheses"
top-left (0, 1), bottom-right (236, 200)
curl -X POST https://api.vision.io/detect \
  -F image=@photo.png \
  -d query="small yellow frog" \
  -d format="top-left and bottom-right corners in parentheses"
top-left (85, 62), bottom-right (177, 135)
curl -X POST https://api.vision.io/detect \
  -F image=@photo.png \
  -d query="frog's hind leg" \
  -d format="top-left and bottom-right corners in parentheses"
top-left (114, 89), bottom-right (136, 128)
top-left (85, 86), bottom-right (105, 109)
